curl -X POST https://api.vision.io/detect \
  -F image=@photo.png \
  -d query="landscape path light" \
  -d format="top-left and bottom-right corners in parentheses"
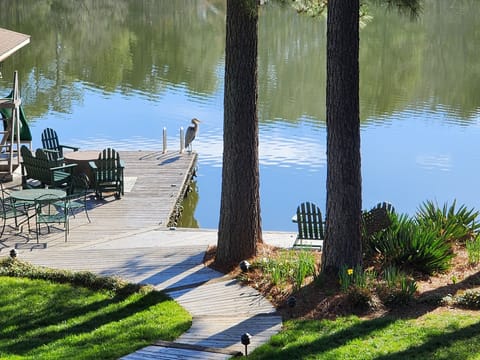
top-left (241, 332), bottom-right (251, 356)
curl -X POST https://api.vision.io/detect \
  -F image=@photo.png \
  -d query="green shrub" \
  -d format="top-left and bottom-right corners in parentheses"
top-left (367, 213), bottom-right (454, 274)
top-left (346, 286), bottom-right (373, 310)
top-left (253, 250), bottom-right (317, 290)
top-left (466, 234), bottom-right (480, 265)
top-left (382, 265), bottom-right (402, 287)
top-left (364, 213), bottom-right (408, 265)
top-left (339, 265), bottom-right (376, 291)
top-left (255, 252), bottom-right (289, 286)
top-left (338, 265), bottom-right (355, 292)
top-left (338, 265), bottom-right (376, 310)
top-left (415, 200), bottom-right (479, 244)
top-left (0, 258), bottom-right (144, 295)
top-left (452, 289), bottom-right (480, 309)
top-left (294, 250), bottom-right (317, 290)
top-left (377, 266), bottom-right (417, 306)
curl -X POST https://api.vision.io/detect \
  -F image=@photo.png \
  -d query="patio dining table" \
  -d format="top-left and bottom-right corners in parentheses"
top-left (63, 150), bottom-right (100, 185)
top-left (9, 188), bottom-right (66, 202)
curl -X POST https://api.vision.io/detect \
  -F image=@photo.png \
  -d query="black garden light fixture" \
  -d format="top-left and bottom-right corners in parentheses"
top-left (239, 260), bottom-right (250, 272)
top-left (287, 295), bottom-right (296, 318)
top-left (241, 332), bottom-right (252, 356)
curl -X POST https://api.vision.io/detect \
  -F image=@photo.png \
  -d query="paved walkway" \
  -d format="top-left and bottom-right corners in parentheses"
top-left (6, 228), bottom-right (296, 359)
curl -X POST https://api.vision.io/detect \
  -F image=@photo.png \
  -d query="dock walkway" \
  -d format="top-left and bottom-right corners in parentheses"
top-left (0, 150), bottom-right (297, 359)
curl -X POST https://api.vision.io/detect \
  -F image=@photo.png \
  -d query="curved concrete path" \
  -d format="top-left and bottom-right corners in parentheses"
top-left (7, 228), bottom-right (295, 359)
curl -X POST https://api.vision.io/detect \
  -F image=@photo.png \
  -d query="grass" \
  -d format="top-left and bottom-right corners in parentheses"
top-left (245, 312), bottom-right (480, 359)
top-left (0, 261), bottom-right (191, 360)
top-left (232, 237), bottom-right (480, 359)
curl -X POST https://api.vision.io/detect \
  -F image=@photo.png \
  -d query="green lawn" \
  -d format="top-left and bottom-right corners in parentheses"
top-left (0, 276), bottom-right (191, 359)
top-left (247, 312), bottom-right (480, 359)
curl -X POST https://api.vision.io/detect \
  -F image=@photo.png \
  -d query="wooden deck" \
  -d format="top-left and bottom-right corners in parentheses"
top-left (0, 150), bottom-right (296, 359)
top-left (0, 27), bottom-right (30, 62)
top-left (1, 150), bottom-right (198, 249)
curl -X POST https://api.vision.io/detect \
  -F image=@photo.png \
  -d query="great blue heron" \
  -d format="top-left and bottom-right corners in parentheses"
top-left (185, 118), bottom-right (201, 153)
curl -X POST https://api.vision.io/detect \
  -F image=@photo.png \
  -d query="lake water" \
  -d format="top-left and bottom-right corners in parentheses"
top-left (1, 0), bottom-right (480, 232)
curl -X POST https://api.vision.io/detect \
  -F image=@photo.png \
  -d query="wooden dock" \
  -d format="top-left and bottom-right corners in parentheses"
top-left (0, 149), bottom-right (296, 359)
top-left (2, 150), bottom-right (198, 249)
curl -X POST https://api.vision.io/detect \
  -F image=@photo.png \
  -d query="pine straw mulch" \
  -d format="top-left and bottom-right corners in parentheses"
top-left (204, 243), bottom-right (480, 321)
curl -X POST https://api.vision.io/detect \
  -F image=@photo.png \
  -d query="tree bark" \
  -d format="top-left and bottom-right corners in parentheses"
top-left (322, 0), bottom-right (362, 274)
top-left (217, 0), bottom-right (262, 267)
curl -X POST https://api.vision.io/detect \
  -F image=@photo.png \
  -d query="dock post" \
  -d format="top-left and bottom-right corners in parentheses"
top-left (180, 127), bottom-right (184, 154)
top-left (162, 127), bottom-right (167, 153)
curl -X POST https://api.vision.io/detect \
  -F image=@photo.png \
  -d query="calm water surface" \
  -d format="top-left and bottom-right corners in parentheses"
top-left (1, 0), bottom-right (480, 231)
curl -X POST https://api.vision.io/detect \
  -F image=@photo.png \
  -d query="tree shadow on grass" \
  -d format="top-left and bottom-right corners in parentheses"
top-left (1, 284), bottom-right (127, 335)
top-left (250, 316), bottom-right (397, 360)
top-left (249, 269), bottom-right (480, 359)
top-left (2, 288), bottom-right (172, 355)
top-left (250, 313), bottom-right (480, 360)
top-left (373, 320), bottom-right (480, 360)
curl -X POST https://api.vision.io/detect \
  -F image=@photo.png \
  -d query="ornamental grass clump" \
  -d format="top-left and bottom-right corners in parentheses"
top-left (338, 265), bottom-right (355, 293)
top-left (338, 265), bottom-right (376, 310)
top-left (466, 234), bottom-right (480, 265)
top-left (294, 250), bottom-right (317, 290)
top-left (377, 265), bottom-right (417, 306)
top-left (338, 265), bottom-right (374, 292)
top-left (253, 250), bottom-right (317, 291)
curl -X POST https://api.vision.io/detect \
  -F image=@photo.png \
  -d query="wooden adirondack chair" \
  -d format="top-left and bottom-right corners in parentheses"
top-left (41, 128), bottom-right (79, 161)
top-left (374, 201), bottom-right (395, 215)
top-left (362, 204), bottom-right (393, 238)
top-left (292, 201), bottom-right (394, 251)
top-left (20, 146), bottom-right (76, 190)
top-left (89, 148), bottom-right (125, 199)
top-left (293, 201), bottom-right (324, 250)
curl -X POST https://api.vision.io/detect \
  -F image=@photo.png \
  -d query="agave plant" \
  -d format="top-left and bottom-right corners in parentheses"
top-left (377, 265), bottom-right (418, 306)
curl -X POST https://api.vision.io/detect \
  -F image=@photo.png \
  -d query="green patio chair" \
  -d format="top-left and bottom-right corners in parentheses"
top-left (89, 148), bottom-right (125, 199)
top-left (34, 193), bottom-right (69, 243)
top-left (62, 173), bottom-right (92, 222)
top-left (0, 180), bottom-right (31, 242)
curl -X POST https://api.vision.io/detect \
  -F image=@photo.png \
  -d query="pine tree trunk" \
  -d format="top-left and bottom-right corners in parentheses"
top-left (217, 0), bottom-right (262, 267)
top-left (322, 0), bottom-right (362, 274)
